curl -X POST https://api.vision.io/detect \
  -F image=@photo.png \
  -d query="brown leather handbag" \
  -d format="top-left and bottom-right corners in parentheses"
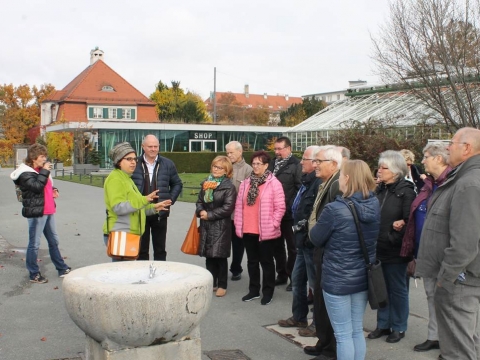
top-left (181, 213), bottom-right (200, 255)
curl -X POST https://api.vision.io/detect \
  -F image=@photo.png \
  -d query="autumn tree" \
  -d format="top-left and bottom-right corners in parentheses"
top-left (371, 0), bottom-right (480, 131)
top-left (215, 93), bottom-right (243, 123)
top-left (150, 81), bottom-right (209, 123)
top-left (0, 83), bottom-right (55, 164)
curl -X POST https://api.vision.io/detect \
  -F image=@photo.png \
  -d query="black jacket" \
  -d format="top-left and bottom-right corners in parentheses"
top-left (15, 167), bottom-right (50, 218)
top-left (375, 178), bottom-right (416, 263)
top-left (293, 171), bottom-right (322, 248)
top-left (132, 155), bottom-right (183, 218)
top-left (196, 178), bottom-right (236, 258)
top-left (268, 155), bottom-right (302, 220)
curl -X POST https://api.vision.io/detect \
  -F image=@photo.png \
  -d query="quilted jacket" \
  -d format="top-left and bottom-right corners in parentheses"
top-left (234, 174), bottom-right (286, 241)
top-left (310, 192), bottom-right (380, 295)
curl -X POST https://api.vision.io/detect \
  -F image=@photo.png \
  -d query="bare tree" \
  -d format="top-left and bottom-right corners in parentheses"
top-left (371, 0), bottom-right (480, 132)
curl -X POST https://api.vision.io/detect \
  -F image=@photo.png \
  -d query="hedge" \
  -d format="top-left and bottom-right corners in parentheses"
top-left (161, 151), bottom-right (303, 173)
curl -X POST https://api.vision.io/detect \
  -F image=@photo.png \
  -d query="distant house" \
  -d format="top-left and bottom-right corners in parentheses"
top-left (205, 85), bottom-right (302, 125)
top-left (302, 80), bottom-right (367, 105)
top-left (41, 47), bottom-right (158, 131)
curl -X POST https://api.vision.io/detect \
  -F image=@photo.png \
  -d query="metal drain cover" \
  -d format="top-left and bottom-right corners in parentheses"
top-left (204, 349), bottom-right (251, 360)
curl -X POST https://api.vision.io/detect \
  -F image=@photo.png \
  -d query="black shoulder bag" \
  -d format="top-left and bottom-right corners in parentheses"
top-left (347, 201), bottom-right (388, 310)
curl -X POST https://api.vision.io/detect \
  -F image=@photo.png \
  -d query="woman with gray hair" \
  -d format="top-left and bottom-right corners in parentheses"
top-left (367, 150), bottom-right (416, 343)
top-left (400, 142), bottom-right (451, 353)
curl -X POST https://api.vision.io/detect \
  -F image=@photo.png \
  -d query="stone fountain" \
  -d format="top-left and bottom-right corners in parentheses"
top-left (62, 261), bottom-right (212, 360)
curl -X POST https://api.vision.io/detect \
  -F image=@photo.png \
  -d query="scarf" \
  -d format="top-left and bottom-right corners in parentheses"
top-left (247, 170), bottom-right (271, 206)
top-left (203, 174), bottom-right (224, 203)
top-left (273, 153), bottom-right (292, 174)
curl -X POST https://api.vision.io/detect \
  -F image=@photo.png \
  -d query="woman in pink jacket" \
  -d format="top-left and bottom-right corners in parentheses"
top-left (234, 150), bottom-right (285, 305)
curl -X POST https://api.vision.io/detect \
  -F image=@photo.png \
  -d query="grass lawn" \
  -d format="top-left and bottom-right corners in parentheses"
top-left (53, 172), bottom-right (209, 203)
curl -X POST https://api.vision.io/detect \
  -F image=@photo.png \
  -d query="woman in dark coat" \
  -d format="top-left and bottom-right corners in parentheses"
top-left (368, 150), bottom-right (416, 344)
top-left (196, 155), bottom-right (236, 298)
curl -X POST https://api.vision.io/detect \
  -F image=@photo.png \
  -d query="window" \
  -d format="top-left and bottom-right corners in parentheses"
top-left (337, 94), bottom-right (341, 100)
top-left (109, 108), bottom-right (117, 119)
top-left (102, 85), bottom-right (115, 92)
top-left (93, 107), bottom-right (103, 119)
top-left (124, 109), bottom-right (131, 119)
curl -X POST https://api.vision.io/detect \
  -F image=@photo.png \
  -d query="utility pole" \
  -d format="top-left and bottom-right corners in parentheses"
top-left (213, 67), bottom-right (217, 124)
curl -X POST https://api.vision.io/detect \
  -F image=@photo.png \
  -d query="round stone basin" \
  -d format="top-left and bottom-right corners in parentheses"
top-left (62, 261), bottom-right (212, 350)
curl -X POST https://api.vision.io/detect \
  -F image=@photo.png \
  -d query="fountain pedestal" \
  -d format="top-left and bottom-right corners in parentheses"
top-left (62, 261), bottom-right (212, 360)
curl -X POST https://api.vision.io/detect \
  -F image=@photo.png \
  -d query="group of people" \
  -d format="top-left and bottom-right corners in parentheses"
top-left (12, 127), bottom-right (480, 360)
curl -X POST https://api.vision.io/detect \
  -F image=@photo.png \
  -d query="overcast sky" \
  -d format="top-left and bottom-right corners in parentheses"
top-left (2, 0), bottom-right (390, 100)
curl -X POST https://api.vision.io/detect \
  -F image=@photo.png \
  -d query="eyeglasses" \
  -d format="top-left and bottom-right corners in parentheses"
top-left (448, 141), bottom-right (467, 146)
top-left (422, 155), bottom-right (435, 160)
top-left (212, 165), bottom-right (224, 171)
top-left (252, 162), bottom-right (266, 167)
top-left (301, 158), bottom-right (314, 162)
top-left (123, 157), bottom-right (137, 162)
top-left (312, 159), bottom-right (331, 165)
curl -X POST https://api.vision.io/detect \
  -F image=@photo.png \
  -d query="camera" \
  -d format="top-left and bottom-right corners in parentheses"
top-left (293, 219), bottom-right (308, 233)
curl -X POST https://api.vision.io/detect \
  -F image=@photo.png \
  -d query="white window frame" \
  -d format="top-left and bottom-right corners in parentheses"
top-left (93, 107), bottom-right (103, 119)
top-left (109, 108), bottom-right (117, 119)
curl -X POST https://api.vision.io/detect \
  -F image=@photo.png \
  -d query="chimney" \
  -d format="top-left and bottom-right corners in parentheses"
top-left (90, 47), bottom-right (105, 65)
top-left (285, 94), bottom-right (289, 101)
top-left (244, 84), bottom-right (249, 98)
top-left (264, 93), bottom-right (267, 99)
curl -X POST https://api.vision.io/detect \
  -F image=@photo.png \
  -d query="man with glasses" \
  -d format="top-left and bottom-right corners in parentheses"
top-left (304, 145), bottom-right (343, 360)
top-left (132, 134), bottom-right (183, 261)
top-left (278, 146), bottom-right (321, 331)
top-left (268, 137), bottom-right (302, 290)
top-left (416, 127), bottom-right (480, 360)
top-left (225, 141), bottom-right (252, 281)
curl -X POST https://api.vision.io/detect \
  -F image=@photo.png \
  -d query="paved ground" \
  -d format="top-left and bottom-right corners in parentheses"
top-left (0, 167), bottom-right (442, 360)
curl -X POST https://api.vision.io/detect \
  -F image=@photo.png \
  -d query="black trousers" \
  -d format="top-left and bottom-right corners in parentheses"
top-left (243, 234), bottom-right (276, 297)
top-left (313, 247), bottom-right (336, 357)
top-left (138, 216), bottom-right (168, 261)
top-left (273, 218), bottom-right (296, 280)
top-left (229, 220), bottom-right (245, 275)
top-left (206, 257), bottom-right (228, 289)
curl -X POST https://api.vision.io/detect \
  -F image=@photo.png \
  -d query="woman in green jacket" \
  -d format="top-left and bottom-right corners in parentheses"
top-left (103, 142), bottom-right (171, 259)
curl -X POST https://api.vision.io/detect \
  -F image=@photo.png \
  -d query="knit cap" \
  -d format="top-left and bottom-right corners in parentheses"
top-left (109, 142), bottom-right (135, 165)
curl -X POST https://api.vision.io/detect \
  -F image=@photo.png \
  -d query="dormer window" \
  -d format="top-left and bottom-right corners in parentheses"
top-left (102, 85), bottom-right (115, 92)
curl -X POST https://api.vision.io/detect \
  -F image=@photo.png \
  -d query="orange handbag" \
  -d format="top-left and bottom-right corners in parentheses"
top-left (181, 213), bottom-right (200, 255)
top-left (106, 210), bottom-right (141, 260)
top-left (107, 231), bottom-right (141, 260)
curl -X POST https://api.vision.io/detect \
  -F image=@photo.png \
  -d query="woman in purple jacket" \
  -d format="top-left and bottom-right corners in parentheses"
top-left (234, 150), bottom-right (285, 305)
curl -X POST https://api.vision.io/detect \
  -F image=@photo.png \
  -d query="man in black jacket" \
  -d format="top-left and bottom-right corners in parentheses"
top-left (132, 135), bottom-right (183, 261)
top-left (268, 136), bottom-right (302, 289)
top-left (278, 146), bottom-right (321, 329)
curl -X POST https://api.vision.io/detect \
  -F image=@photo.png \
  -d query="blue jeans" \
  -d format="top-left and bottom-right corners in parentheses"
top-left (323, 290), bottom-right (368, 360)
top-left (27, 215), bottom-right (69, 279)
top-left (292, 246), bottom-right (316, 323)
top-left (377, 262), bottom-right (409, 332)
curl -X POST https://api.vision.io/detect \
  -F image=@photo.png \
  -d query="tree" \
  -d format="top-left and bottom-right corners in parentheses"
top-left (216, 93), bottom-right (243, 123)
top-left (328, 118), bottom-right (437, 170)
top-left (280, 98), bottom-right (326, 126)
top-left (0, 84), bottom-right (56, 142)
top-left (150, 81), bottom-right (209, 123)
top-left (45, 131), bottom-right (74, 164)
top-left (371, 0), bottom-right (480, 132)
